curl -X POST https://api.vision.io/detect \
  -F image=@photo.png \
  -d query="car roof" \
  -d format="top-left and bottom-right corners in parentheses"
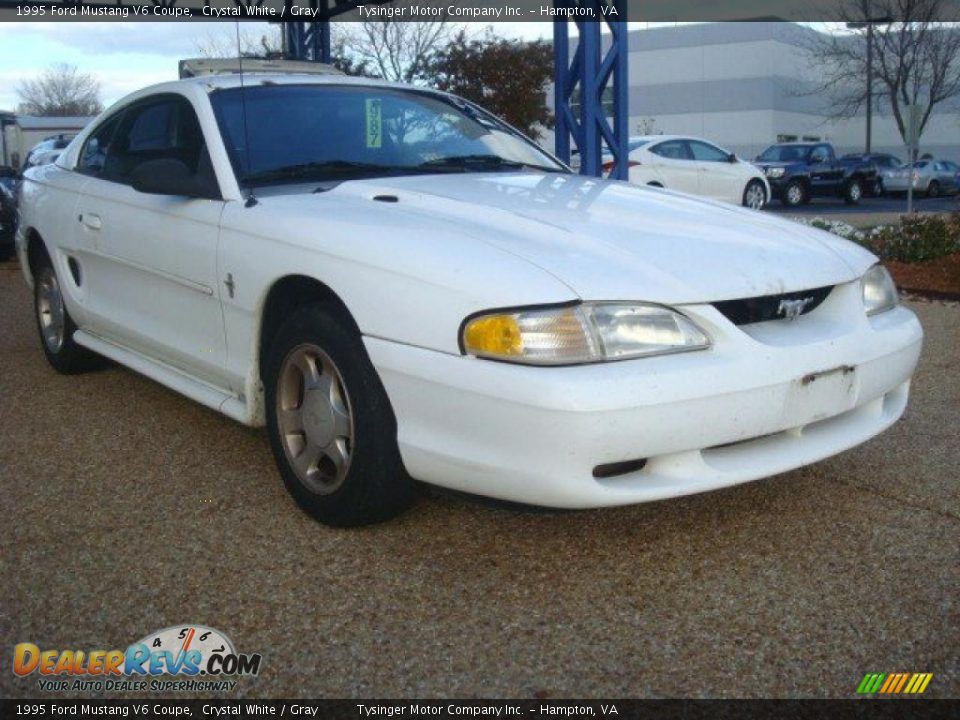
top-left (141, 73), bottom-right (430, 97)
top-left (628, 135), bottom-right (703, 143)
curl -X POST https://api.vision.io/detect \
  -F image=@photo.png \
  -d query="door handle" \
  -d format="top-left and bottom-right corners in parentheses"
top-left (79, 213), bottom-right (101, 230)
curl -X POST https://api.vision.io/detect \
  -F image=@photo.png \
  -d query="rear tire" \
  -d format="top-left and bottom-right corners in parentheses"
top-left (33, 256), bottom-right (102, 374)
top-left (927, 180), bottom-right (940, 198)
top-left (264, 302), bottom-right (414, 527)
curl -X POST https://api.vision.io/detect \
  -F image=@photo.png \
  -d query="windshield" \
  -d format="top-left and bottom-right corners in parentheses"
top-left (209, 84), bottom-right (567, 187)
top-left (757, 145), bottom-right (811, 162)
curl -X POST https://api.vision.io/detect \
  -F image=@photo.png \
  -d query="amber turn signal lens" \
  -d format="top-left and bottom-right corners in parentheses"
top-left (462, 315), bottom-right (523, 357)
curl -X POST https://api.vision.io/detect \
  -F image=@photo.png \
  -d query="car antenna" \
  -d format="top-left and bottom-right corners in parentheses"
top-left (236, 21), bottom-right (258, 208)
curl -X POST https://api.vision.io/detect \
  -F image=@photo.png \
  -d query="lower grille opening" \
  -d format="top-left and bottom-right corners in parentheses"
top-left (593, 458), bottom-right (648, 479)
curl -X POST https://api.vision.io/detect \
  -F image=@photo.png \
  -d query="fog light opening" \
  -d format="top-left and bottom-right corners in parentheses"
top-left (593, 458), bottom-right (648, 479)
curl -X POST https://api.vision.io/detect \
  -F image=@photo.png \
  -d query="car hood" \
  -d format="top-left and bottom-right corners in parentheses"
top-left (280, 172), bottom-right (876, 304)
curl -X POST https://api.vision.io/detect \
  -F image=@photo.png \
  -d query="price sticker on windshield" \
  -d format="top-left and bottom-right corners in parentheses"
top-left (365, 98), bottom-right (382, 149)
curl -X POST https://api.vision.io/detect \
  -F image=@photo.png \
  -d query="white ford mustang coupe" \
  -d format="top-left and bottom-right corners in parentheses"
top-left (16, 72), bottom-right (922, 526)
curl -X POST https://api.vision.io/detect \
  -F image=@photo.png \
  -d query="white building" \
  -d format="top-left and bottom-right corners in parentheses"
top-left (551, 22), bottom-right (960, 162)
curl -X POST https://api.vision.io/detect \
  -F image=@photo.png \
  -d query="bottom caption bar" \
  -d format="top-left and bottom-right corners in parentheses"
top-left (1, 699), bottom-right (957, 720)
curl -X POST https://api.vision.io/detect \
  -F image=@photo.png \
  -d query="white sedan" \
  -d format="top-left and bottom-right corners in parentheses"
top-left (16, 73), bottom-right (922, 526)
top-left (606, 135), bottom-right (771, 209)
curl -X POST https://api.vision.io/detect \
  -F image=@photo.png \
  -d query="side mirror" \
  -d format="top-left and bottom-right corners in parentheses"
top-left (130, 159), bottom-right (219, 200)
top-left (727, 152), bottom-right (738, 163)
top-left (811, 154), bottom-right (826, 164)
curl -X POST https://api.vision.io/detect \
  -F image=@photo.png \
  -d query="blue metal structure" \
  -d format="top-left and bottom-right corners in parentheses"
top-left (552, 2), bottom-right (630, 180)
top-left (281, 1), bottom-right (629, 180)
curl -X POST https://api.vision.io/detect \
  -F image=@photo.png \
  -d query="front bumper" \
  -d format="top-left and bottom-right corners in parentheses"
top-left (365, 282), bottom-right (922, 508)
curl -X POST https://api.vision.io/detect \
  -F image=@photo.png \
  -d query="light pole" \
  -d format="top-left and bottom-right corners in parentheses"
top-left (847, 17), bottom-right (892, 154)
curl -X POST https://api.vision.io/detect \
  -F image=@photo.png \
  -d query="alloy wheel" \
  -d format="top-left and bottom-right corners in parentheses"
top-left (745, 183), bottom-right (766, 210)
top-left (37, 268), bottom-right (66, 353)
top-left (276, 344), bottom-right (354, 495)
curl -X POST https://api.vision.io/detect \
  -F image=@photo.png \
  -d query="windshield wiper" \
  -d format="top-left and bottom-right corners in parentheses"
top-left (417, 154), bottom-right (565, 174)
top-left (242, 160), bottom-right (400, 186)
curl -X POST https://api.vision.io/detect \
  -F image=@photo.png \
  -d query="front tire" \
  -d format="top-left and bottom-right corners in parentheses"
top-left (742, 179), bottom-right (766, 210)
top-left (33, 258), bottom-right (101, 374)
top-left (843, 178), bottom-right (863, 205)
top-left (782, 180), bottom-right (806, 207)
top-left (264, 302), bottom-right (414, 527)
top-left (927, 180), bottom-right (940, 198)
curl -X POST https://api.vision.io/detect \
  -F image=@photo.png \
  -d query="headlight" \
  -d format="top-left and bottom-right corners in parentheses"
top-left (861, 264), bottom-right (898, 316)
top-left (461, 303), bottom-right (711, 365)
top-left (765, 167), bottom-right (785, 178)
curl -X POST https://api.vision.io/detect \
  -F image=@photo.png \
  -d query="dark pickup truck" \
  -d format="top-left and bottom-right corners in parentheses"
top-left (754, 142), bottom-right (877, 207)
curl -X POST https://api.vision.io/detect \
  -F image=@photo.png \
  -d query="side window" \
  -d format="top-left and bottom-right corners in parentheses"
top-left (103, 96), bottom-right (208, 185)
top-left (811, 145), bottom-right (831, 162)
top-left (688, 141), bottom-right (730, 162)
top-left (126, 103), bottom-right (175, 152)
top-left (650, 140), bottom-right (693, 161)
top-left (77, 114), bottom-right (123, 177)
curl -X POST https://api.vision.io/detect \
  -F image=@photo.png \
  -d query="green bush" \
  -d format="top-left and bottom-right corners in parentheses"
top-left (866, 213), bottom-right (960, 263)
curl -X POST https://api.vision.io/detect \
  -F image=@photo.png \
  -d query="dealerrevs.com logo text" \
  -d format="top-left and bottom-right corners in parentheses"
top-left (12, 625), bottom-right (261, 692)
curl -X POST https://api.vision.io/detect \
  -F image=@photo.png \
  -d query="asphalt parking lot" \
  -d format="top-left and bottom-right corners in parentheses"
top-left (1, 259), bottom-right (957, 699)
top-left (764, 193), bottom-right (958, 217)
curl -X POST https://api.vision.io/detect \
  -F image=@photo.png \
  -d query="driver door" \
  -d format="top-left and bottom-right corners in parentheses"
top-left (73, 94), bottom-right (229, 388)
top-left (689, 140), bottom-right (740, 203)
top-left (808, 144), bottom-right (839, 196)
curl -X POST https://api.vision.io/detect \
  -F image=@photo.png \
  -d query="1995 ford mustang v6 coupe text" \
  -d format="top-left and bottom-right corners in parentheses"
top-left (16, 69), bottom-right (923, 526)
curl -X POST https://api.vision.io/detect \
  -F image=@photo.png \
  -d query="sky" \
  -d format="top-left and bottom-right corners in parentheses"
top-left (0, 21), bottom-right (558, 111)
top-left (0, 20), bottom-right (837, 113)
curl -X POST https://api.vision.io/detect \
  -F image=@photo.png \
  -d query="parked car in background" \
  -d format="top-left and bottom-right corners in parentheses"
top-left (15, 72), bottom-right (922, 526)
top-left (600, 135), bottom-right (770, 209)
top-left (755, 142), bottom-right (876, 207)
top-left (0, 165), bottom-right (17, 260)
top-left (21, 134), bottom-right (74, 173)
top-left (839, 152), bottom-right (903, 196)
top-left (884, 159), bottom-right (960, 197)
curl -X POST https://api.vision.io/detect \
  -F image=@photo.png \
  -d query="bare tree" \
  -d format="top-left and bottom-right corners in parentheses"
top-left (193, 26), bottom-right (282, 59)
top-left (805, 0), bottom-right (960, 148)
top-left (335, 2), bottom-right (464, 83)
top-left (16, 63), bottom-right (102, 117)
